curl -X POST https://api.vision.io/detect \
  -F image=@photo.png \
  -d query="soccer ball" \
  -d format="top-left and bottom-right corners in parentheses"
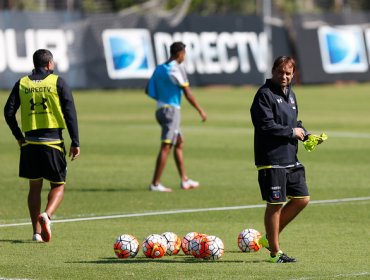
top-left (142, 234), bottom-right (167, 258)
top-left (190, 233), bottom-right (208, 258)
top-left (237, 228), bottom-right (262, 252)
top-left (201, 235), bottom-right (225, 260)
top-left (113, 234), bottom-right (140, 258)
top-left (181, 232), bottom-right (198, 255)
top-left (162, 232), bottom-right (181, 256)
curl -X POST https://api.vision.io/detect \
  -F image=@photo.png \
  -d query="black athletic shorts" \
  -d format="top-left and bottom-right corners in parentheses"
top-left (258, 165), bottom-right (309, 204)
top-left (19, 142), bottom-right (67, 184)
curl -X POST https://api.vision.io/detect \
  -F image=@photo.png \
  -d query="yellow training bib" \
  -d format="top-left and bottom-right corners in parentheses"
top-left (19, 74), bottom-right (66, 132)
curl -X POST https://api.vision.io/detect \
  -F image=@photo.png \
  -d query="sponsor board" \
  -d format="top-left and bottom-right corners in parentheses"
top-left (318, 25), bottom-right (368, 73)
top-left (102, 29), bottom-right (268, 79)
top-left (0, 29), bottom-right (73, 73)
top-left (102, 29), bottom-right (155, 79)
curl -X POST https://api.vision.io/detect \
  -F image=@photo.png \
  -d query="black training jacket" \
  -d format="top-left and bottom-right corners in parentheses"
top-left (4, 68), bottom-right (79, 147)
top-left (250, 79), bottom-right (307, 166)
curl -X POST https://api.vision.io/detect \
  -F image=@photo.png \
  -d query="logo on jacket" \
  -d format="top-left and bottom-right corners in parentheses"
top-left (102, 29), bottom-right (155, 79)
top-left (318, 26), bottom-right (368, 74)
top-left (277, 98), bottom-right (283, 103)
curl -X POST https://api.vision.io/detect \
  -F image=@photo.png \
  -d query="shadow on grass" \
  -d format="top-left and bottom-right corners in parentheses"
top-left (67, 256), bottom-right (266, 264)
top-left (0, 239), bottom-right (40, 244)
top-left (67, 187), bottom-right (138, 193)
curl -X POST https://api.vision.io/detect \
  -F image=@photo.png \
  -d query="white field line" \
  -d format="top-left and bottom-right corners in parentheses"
top-left (0, 196), bottom-right (369, 228)
top-left (327, 131), bottom-right (370, 139)
top-left (289, 271), bottom-right (370, 280)
top-left (187, 127), bottom-right (370, 139)
top-left (131, 125), bottom-right (370, 139)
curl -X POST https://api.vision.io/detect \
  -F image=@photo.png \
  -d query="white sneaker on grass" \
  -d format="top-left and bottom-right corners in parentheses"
top-left (149, 184), bottom-right (172, 192)
top-left (181, 179), bottom-right (200, 190)
top-left (32, 233), bottom-right (44, 242)
top-left (38, 212), bottom-right (51, 242)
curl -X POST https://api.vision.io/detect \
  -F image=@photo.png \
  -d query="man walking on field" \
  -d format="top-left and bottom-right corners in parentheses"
top-left (146, 41), bottom-right (207, 192)
top-left (4, 49), bottom-right (80, 242)
top-left (250, 56), bottom-right (313, 263)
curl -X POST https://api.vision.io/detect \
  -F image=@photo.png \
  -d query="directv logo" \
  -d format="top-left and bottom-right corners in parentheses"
top-left (102, 29), bottom-right (155, 79)
top-left (318, 26), bottom-right (368, 73)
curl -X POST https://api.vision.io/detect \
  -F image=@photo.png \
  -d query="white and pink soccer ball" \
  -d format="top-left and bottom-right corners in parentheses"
top-left (162, 232), bottom-right (181, 256)
top-left (113, 234), bottom-right (140, 258)
top-left (237, 228), bottom-right (262, 252)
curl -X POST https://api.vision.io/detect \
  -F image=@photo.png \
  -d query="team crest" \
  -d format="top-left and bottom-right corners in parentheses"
top-left (272, 191), bottom-right (281, 200)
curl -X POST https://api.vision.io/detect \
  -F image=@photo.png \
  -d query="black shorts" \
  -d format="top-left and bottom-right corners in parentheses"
top-left (19, 142), bottom-right (67, 184)
top-left (258, 165), bottom-right (309, 204)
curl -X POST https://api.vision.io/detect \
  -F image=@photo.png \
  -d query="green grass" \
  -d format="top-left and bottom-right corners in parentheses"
top-left (0, 84), bottom-right (369, 279)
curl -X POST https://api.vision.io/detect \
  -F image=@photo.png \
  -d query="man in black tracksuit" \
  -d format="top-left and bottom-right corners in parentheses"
top-left (4, 49), bottom-right (80, 243)
top-left (250, 56), bottom-right (310, 263)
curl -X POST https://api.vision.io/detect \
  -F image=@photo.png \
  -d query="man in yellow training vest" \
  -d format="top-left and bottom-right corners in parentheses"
top-left (4, 49), bottom-right (80, 242)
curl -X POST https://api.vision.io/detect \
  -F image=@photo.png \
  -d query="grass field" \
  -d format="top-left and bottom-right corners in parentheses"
top-left (0, 84), bottom-right (369, 280)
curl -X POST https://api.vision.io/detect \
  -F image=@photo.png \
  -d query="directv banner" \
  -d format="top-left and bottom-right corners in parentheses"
top-left (294, 13), bottom-right (370, 83)
top-left (0, 12), bottom-right (291, 89)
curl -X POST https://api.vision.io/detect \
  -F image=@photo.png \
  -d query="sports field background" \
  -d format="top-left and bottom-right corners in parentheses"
top-left (0, 84), bottom-right (369, 280)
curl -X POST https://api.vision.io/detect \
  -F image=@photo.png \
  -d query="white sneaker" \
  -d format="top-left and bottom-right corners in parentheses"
top-left (181, 179), bottom-right (200, 190)
top-left (32, 233), bottom-right (44, 242)
top-left (38, 212), bottom-right (52, 242)
top-left (149, 184), bottom-right (172, 192)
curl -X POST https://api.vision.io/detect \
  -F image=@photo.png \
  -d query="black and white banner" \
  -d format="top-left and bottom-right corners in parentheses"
top-left (0, 12), bottom-right (291, 89)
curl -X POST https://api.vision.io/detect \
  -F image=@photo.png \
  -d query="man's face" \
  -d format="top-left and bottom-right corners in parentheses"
top-left (271, 63), bottom-right (294, 89)
top-left (177, 50), bottom-right (186, 63)
top-left (47, 59), bottom-right (55, 71)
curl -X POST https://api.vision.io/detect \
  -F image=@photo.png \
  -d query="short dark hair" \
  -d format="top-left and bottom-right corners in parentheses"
top-left (170, 42), bottom-right (186, 57)
top-left (33, 49), bottom-right (53, 68)
top-left (272, 56), bottom-right (296, 73)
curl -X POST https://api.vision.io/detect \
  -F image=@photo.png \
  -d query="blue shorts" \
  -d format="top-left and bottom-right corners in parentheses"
top-left (258, 165), bottom-right (309, 204)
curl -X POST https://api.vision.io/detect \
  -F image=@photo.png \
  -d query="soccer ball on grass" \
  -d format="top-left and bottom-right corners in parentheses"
top-left (190, 233), bottom-right (208, 258)
top-left (113, 234), bottom-right (140, 258)
top-left (162, 232), bottom-right (181, 256)
top-left (237, 228), bottom-right (262, 252)
top-left (181, 232), bottom-right (199, 255)
top-left (201, 235), bottom-right (225, 260)
top-left (142, 234), bottom-right (167, 258)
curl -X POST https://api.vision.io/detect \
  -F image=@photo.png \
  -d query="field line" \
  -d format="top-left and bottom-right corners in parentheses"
top-left (131, 125), bottom-right (370, 139)
top-left (289, 271), bottom-right (370, 279)
top-left (0, 196), bottom-right (369, 228)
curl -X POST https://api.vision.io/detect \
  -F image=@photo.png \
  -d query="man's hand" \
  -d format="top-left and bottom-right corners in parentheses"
top-left (69, 146), bottom-right (80, 161)
top-left (199, 109), bottom-right (207, 122)
top-left (17, 138), bottom-right (26, 147)
top-left (293, 128), bottom-right (305, 141)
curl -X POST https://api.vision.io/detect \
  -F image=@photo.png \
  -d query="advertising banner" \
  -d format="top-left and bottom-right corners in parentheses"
top-left (294, 13), bottom-right (370, 84)
top-left (0, 12), bottom-right (291, 89)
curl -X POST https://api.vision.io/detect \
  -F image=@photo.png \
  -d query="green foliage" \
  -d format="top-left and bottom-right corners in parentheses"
top-left (2, 0), bottom-right (370, 14)
top-left (0, 84), bottom-right (369, 279)
top-left (167, 0), bottom-right (257, 15)
top-left (97, 0), bottom-right (370, 14)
